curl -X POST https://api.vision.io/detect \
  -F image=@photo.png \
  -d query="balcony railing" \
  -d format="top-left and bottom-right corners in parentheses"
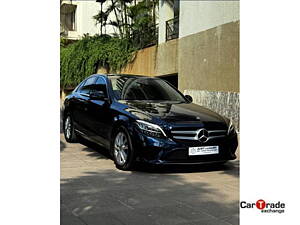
top-left (131, 23), bottom-right (158, 49)
top-left (166, 17), bottom-right (179, 41)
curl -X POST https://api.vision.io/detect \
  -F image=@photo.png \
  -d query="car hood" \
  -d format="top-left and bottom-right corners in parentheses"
top-left (122, 101), bottom-right (227, 124)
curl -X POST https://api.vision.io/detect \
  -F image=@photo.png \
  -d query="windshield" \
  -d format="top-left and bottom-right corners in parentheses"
top-left (110, 76), bottom-right (186, 102)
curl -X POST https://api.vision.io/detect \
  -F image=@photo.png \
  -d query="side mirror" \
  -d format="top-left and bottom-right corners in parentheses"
top-left (89, 91), bottom-right (106, 100)
top-left (185, 95), bottom-right (193, 103)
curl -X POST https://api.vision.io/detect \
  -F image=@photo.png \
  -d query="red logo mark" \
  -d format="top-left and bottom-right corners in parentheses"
top-left (256, 199), bottom-right (266, 210)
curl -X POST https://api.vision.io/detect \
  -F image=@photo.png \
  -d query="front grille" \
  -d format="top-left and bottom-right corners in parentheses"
top-left (170, 128), bottom-right (227, 141)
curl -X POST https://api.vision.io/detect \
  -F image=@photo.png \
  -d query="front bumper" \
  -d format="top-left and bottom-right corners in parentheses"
top-left (132, 129), bottom-right (238, 165)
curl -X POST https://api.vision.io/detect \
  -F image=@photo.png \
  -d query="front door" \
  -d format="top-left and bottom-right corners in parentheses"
top-left (85, 76), bottom-right (111, 148)
top-left (74, 76), bottom-right (97, 135)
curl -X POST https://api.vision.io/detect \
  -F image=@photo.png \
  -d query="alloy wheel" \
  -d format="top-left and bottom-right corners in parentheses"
top-left (114, 132), bottom-right (129, 166)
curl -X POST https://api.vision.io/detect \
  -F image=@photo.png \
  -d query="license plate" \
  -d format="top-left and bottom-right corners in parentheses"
top-left (188, 146), bottom-right (219, 156)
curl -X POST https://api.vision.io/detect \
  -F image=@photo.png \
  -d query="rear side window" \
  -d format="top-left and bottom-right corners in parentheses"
top-left (78, 77), bottom-right (97, 95)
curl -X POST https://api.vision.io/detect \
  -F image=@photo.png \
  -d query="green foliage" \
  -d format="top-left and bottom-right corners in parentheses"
top-left (60, 35), bottom-right (135, 88)
top-left (60, 37), bottom-right (76, 48)
top-left (128, 0), bottom-right (158, 48)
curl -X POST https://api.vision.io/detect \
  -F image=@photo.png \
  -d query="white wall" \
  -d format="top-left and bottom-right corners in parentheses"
top-left (158, 0), bottom-right (174, 44)
top-left (61, 0), bottom-right (116, 39)
top-left (77, 1), bottom-right (100, 36)
top-left (179, 0), bottom-right (239, 39)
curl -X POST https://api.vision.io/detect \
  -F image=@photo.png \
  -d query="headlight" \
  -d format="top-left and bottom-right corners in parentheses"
top-left (227, 119), bottom-right (235, 135)
top-left (135, 120), bottom-right (167, 138)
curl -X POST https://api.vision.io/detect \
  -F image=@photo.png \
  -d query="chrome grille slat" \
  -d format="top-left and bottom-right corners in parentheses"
top-left (171, 128), bottom-right (227, 141)
top-left (171, 130), bottom-right (198, 134)
top-left (172, 136), bottom-right (198, 140)
top-left (208, 130), bottom-right (226, 134)
top-left (208, 135), bottom-right (226, 139)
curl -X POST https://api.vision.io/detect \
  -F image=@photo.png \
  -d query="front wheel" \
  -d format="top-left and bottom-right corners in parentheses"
top-left (63, 114), bottom-right (78, 143)
top-left (111, 127), bottom-right (135, 171)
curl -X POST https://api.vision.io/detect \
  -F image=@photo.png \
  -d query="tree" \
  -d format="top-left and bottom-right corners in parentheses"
top-left (95, 0), bottom-right (108, 35)
top-left (127, 0), bottom-right (158, 48)
top-left (93, 0), bottom-right (158, 48)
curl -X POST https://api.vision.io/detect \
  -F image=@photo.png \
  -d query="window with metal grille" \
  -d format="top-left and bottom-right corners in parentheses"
top-left (166, 17), bottom-right (179, 41)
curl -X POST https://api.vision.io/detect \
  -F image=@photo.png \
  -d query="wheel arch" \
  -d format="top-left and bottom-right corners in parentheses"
top-left (62, 107), bottom-right (69, 120)
top-left (110, 114), bottom-right (135, 149)
top-left (111, 115), bottom-right (132, 137)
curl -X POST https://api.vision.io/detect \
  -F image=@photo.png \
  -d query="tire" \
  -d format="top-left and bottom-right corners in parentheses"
top-left (63, 114), bottom-right (78, 143)
top-left (111, 126), bottom-right (136, 171)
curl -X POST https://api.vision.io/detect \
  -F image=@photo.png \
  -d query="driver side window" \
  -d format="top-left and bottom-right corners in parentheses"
top-left (90, 77), bottom-right (108, 97)
top-left (78, 77), bottom-right (97, 95)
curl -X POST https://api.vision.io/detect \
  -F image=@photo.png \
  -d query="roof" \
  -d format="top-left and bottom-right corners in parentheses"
top-left (93, 74), bottom-right (150, 79)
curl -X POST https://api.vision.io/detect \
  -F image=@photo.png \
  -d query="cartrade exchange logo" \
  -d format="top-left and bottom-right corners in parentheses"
top-left (240, 199), bottom-right (285, 214)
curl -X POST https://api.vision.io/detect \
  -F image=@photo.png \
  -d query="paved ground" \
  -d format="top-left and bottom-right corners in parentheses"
top-left (61, 132), bottom-right (239, 225)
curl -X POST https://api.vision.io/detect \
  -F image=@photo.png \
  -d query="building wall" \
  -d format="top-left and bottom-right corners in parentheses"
top-left (155, 39), bottom-right (178, 75)
top-left (118, 20), bottom-right (239, 93)
top-left (119, 39), bottom-right (178, 77)
top-left (120, 46), bottom-right (157, 76)
top-left (178, 21), bottom-right (239, 92)
top-left (179, 0), bottom-right (239, 39)
top-left (177, 0), bottom-right (240, 92)
top-left (77, 1), bottom-right (101, 36)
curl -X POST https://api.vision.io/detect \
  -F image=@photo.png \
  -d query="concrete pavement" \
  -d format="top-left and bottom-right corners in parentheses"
top-left (61, 133), bottom-right (239, 225)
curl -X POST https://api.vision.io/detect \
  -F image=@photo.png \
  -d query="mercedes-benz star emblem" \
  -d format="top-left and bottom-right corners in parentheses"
top-left (198, 129), bottom-right (209, 143)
